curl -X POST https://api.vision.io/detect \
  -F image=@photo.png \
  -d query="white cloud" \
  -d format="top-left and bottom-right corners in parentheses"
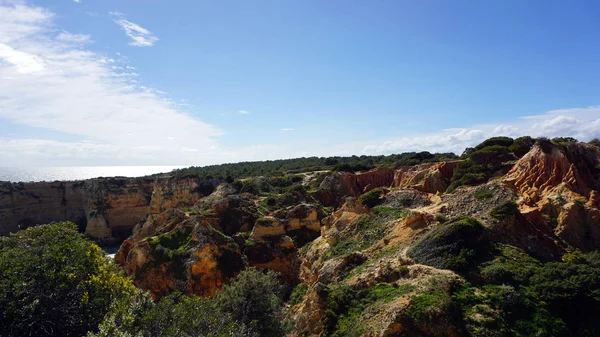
top-left (238, 110), bottom-right (250, 114)
top-left (72, 0), bottom-right (81, 3)
top-left (0, 2), bottom-right (222, 165)
top-left (362, 107), bottom-right (600, 155)
top-left (110, 12), bottom-right (158, 47)
top-left (0, 43), bottom-right (45, 73)
top-left (280, 128), bottom-right (294, 131)
top-left (56, 31), bottom-right (90, 44)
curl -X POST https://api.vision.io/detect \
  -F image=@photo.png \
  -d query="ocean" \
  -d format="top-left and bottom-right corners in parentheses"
top-left (0, 166), bottom-right (186, 183)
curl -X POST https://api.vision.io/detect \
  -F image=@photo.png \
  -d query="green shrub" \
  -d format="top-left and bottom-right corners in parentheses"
top-left (489, 201), bottom-right (517, 220)
top-left (474, 137), bottom-right (514, 150)
top-left (469, 145), bottom-right (513, 169)
top-left (0, 222), bottom-right (138, 337)
top-left (406, 289), bottom-right (453, 321)
top-left (90, 293), bottom-right (244, 337)
top-left (434, 213), bottom-right (448, 223)
top-left (324, 283), bottom-right (415, 337)
top-left (407, 217), bottom-right (488, 272)
top-left (475, 188), bottom-right (494, 200)
top-left (358, 188), bottom-right (383, 208)
top-left (530, 259), bottom-right (600, 334)
top-left (215, 268), bottom-right (286, 337)
top-left (289, 283), bottom-right (308, 306)
top-left (509, 136), bottom-right (534, 157)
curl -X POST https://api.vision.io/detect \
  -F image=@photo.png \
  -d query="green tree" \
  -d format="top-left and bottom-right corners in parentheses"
top-left (215, 268), bottom-right (287, 337)
top-left (0, 222), bottom-right (137, 337)
top-left (90, 293), bottom-right (245, 337)
top-left (469, 145), bottom-right (513, 169)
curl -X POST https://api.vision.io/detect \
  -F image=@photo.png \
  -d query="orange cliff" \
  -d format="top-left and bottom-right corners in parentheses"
top-left (315, 162), bottom-right (461, 207)
top-left (503, 143), bottom-right (600, 251)
top-left (0, 176), bottom-right (217, 240)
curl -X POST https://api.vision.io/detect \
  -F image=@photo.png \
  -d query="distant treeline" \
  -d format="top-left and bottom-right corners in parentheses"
top-left (160, 136), bottom-right (600, 183)
top-left (163, 152), bottom-right (459, 181)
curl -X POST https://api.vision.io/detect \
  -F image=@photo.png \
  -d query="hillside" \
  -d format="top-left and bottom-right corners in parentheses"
top-left (1, 136), bottom-right (600, 336)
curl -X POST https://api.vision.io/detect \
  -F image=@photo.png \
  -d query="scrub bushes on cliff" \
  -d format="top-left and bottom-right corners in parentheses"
top-left (90, 293), bottom-right (245, 337)
top-left (407, 217), bottom-right (488, 272)
top-left (451, 245), bottom-right (600, 336)
top-left (91, 268), bottom-right (285, 337)
top-left (358, 188), bottom-right (383, 208)
top-left (215, 268), bottom-right (287, 336)
top-left (0, 222), bottom-right (137, 337)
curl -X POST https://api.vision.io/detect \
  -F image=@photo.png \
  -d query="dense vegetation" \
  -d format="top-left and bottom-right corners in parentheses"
top-left (0, 222), bottom-right (138, 337)
top-left (0, 223), bottom-right (286, 337)
top-left (164, 151), bottom-right (458, 180)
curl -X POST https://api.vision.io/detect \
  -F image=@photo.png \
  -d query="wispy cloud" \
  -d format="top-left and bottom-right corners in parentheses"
top-left (280, 128), bottom-right (294, 131)
top-left (72, 0), bottom-right (81, 3)
top-left (362, 107), bottom-right (600, 155)
top-left (110, 12), bottom-right (158, 47)
top-left (0, 2), bottom-right (222, 166)
top-left (238, 110), bottom-right (250, 114)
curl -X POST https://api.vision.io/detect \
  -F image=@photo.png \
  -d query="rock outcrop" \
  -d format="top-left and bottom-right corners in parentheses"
top-left (504, 143), bottom-right (600, 201)
top-left (315, 168), bottom-right (394, 207)
top-left (116, 185), bottom-right (326, 295)
top-left (315, 163), bottom-right (461, 208)
top-left (504, 143), bottom-right (600, 251)
top-left (116, 210), bottom-right (246, 298)
top-left (393, 161), bottom-right (462, 194)
top-left (0, 176), bottom-right (216, 239)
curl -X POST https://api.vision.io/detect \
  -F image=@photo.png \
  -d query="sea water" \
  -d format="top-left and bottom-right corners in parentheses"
top-left (0, 166), bottom-right (185, 182)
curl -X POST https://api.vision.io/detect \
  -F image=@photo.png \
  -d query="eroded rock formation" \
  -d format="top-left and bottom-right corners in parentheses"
top-left (0, 176), bottom-right (216, 239)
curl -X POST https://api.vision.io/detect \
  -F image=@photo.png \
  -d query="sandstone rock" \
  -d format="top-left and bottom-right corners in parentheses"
top-left (115, 214), bottom-right (246, 298)
top-left (0, 176), bottom-right (215, 239)
top-left (504, 143), bottom-right (600, 200)
top-left (316, 168), bottom-right (394, 207)
top-left (503, 143), bottom-right (600, 252)
top-left (251, 217), bottom-right (286, 240)
top-left (245, 235), bottom-right (299, 284)
top-left (393, 161), bottom-right (461, 194)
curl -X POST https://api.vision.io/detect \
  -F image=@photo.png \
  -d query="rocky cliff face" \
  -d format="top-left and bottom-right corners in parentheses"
top-left (115, 190), bottom-right (325, 297)
top-left (4, 141), bottom-right (600, 336)
top-left (504, 143), bottom-right (600, 252)
top-left (315, 163), bottom-right (460, 207)
top-left (0, 176), bottom-right (215, 239)
top-left (393, 161), bottom-right (462, 193)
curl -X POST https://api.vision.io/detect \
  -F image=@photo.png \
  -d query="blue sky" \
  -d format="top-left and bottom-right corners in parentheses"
top-left (1, 0), bottom-right (599, 166)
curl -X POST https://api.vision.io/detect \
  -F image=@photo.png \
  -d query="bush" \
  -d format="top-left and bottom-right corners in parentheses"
top-left (474, 137), bottom-right (514, 150)
top-left (489, 201), bottom-right (517, 220)
top-left (324, 283), bottom-right (415, 337)
top-left (509, 136), bottom-right (534, 157)
top-left (215, 268), bottom-right (286, 337)
top-left (0, 222), bottom-right (137, 337)
top-left (469, 145), bottom-right (513, 169)
top-left (407, 217), bottom-right (488, 272)
top-left (289, 283), bottom-right (308, 306)
top-left (90, 293), bottom-right (244, 337)
top-left (358, 188), bottom-right (383, 208)
top-left (474, 188), bottom-right (494, 200)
